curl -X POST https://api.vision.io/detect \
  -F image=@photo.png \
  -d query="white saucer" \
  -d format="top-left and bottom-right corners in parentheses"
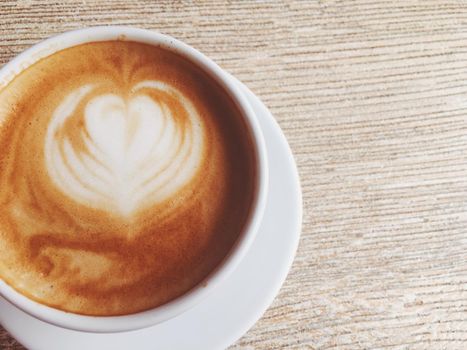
top-left (0, 78), bottom-right (302, 350)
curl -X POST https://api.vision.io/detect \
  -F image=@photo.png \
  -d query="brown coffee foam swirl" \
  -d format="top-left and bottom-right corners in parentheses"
top-left (0, 41), bottom-right (255, 315)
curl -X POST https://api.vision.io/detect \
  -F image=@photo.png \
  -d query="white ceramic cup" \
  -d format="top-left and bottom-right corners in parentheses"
top-left (0, 26), bottom-right (268, 333)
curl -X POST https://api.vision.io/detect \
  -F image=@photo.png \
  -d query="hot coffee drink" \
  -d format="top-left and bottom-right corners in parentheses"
top-left (0, 41), bottom-right (256, 315)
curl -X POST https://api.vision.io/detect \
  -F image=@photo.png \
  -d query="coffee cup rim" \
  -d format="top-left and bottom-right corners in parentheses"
top-left (0, 26), bottom-right (268, 333)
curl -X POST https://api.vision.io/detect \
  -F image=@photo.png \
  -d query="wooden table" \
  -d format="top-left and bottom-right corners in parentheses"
top-left (1, 1), bottom-right (467, 349)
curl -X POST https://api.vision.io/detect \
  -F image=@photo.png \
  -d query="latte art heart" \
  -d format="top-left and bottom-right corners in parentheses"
top-left (45, 81), bottom-right (204, 216)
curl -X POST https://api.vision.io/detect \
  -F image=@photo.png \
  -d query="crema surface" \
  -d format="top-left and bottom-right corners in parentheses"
top-left (0, 41), bottom-right (256, 315)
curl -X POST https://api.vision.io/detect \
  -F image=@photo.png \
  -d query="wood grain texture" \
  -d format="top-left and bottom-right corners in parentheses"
top-left (1, 0), bottom-right (467, 349)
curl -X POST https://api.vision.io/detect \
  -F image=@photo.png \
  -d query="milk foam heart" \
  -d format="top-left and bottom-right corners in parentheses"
top-left (45, 81), bottom-right (204, 216)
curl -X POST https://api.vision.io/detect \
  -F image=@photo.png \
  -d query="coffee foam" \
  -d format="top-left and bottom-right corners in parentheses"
top-left (45, 81), bottom-right (204, 217)
top-left (0, 41), bottom-right (256, 315)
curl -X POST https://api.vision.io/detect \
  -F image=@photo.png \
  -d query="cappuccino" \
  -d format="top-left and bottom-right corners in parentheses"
top-left (0, 41), bottom-right (256, 315)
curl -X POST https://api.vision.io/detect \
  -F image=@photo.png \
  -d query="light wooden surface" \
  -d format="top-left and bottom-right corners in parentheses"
top-left (1, 1), bottom-right (467, 349)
